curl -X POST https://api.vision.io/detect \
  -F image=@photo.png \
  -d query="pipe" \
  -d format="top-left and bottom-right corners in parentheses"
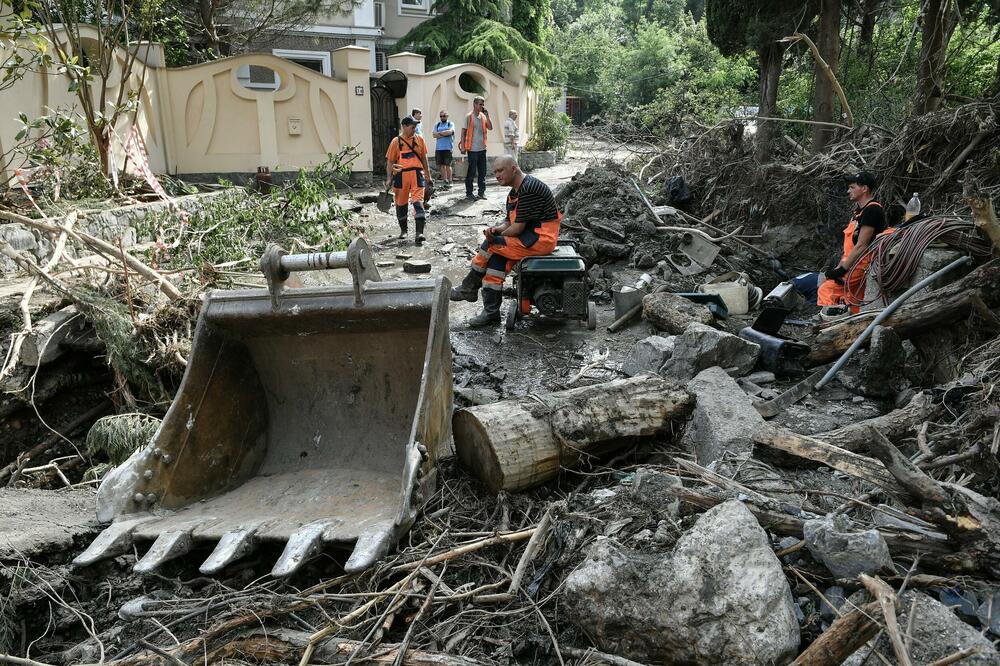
top-left (814, 255), bottom-right (973, 390)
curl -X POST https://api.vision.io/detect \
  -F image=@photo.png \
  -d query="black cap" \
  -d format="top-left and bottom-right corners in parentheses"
top-left (400, 115), bottom-right (417, 127)
top-left (845, 170), bottom-right (877, 189)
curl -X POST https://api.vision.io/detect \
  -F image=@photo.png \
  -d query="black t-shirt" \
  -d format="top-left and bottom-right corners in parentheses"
top-left (852, 201), bottom-right (886, 243)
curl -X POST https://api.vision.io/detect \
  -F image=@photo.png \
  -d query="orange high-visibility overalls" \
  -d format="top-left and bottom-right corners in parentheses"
top-left (472, 186), bottom-right (561, 292)
top-left (817, 200), bottom-right (883, 312)
top-left (386, 135), bottom-right (427, 229)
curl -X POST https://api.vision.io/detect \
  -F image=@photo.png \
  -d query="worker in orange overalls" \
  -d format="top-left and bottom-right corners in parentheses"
top-left (450, 156), bottom-right (562, 326)
top-left (815, 171), bottom-right (886, 317)
top-left (385, 115), bottom-right (433, 246)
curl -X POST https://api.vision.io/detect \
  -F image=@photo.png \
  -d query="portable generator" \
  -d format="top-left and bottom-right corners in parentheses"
top-left (505, 240), bottom-right (596, 331)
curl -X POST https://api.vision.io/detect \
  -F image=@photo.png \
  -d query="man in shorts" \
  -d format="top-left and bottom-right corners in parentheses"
top-left (432, 110), bottom-right (455, 188)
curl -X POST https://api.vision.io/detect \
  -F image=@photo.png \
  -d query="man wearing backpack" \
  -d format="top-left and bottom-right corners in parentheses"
top-left (385, 116), bottom-right (433, 246)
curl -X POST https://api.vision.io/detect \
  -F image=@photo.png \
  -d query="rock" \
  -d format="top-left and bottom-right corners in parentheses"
top-left (402, 259), bottom-right (432, 274)
top-left (395, 252), bottom-right (413, 260)
top-left (661, 322), bottom-right (760, 380)
top-left (845, 591), bottom-right (999, 666)
top-left (747, 370), bottom-right (776, 384)
top-left (622, 335), bottom-right (675, 377)
top-left (375, 260), bottom-right (395, 268)
top-left (642, 292), bottom-right (713, 334)
top-left (439, 243), bottom-right (456, 253)
top-left (636, 253), bottom-right (656, 269)
top-left (682, 366), bottom-right (764, 465)
top-left (592, 239), bottom-right (631, 259)
top-left (803, 514), bottom-right (892, 579)
top-left (630, 467), bottom-right (682, 519)
top-left (563, 500), bottom-right (800, 665)
top-left (819, 585), bottom-right (847, 621)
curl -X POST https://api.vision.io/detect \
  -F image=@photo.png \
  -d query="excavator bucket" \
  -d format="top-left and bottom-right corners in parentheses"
top-left (74, 239), bottom-right (453, 577)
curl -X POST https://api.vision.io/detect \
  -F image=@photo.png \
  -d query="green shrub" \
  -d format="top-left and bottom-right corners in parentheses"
top-left (525, 88), bottom-right (572, 156)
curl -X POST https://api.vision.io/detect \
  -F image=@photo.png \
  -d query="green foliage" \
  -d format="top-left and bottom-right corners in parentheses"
top-left (636, 16), bottom-right (755, 129)
top-left (525, 87), bottom-right (571, 154)
top-left (553, 7), bottom-right (754, 126)
top-left (11, 108), bottom-right (113, 200)
top-left (395, 0), bottom-right (556, 85)
top-left (140, 148), bottom-right (363, 270)
top-left (86, 413), bottom-right (162, 466)
top-left (706, 0), bottom-right (816, 55)
top-left (512, 0), bottom-right (551, 45)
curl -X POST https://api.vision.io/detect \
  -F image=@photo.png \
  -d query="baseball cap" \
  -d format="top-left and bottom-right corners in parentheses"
top-left (401, 116), bottom-right (417, 127)
top-left (845, 170), bottom-right (877, 188)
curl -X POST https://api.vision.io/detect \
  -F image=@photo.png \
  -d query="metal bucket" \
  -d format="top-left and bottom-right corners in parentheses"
top-left (75, 240), bottom-right (453, 577)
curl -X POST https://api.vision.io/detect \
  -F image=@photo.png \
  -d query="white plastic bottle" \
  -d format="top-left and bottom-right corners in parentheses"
top-left (905, 192), bottom-right (921, 220)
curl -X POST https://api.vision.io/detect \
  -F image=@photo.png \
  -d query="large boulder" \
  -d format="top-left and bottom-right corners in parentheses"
top-left (682, 366), bottom-right (764, 465)
top-left (662, 322), bottom-right (760, 380)
top-left (845, 591), bottom-right (999, 666)
top-left (803, 514), bottom-right (892, 580)
top-left (622, 335), bottom-right (675, 376)
top-left (642, 292), bottom-right (713, 334)
top-left (563, 500), bottom-right (800, 665)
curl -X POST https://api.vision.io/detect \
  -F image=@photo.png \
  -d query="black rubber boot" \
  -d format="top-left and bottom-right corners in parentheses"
top-left (450, 271), bottom-right (482, 302)
top-left (396, 205), bottom-right (408, 239)
top-left (469, 288), bottom-right (502, 327)
top-left (415, 217), bottom-right (426, 246)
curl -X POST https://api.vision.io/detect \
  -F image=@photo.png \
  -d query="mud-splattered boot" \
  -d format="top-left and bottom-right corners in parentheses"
top-left (450, 270), bottom-right (483, 302)
top-left (396, 205), bottom-right (408, 240)
top-left (468, 288), bottom-right (502, 327)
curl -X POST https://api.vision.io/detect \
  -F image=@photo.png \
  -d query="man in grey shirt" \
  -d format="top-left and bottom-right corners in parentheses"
top-left (459, 96), bottom-right (493, 200)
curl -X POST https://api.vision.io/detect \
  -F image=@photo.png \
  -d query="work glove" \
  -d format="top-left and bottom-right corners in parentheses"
top-left (824, 265), bottom-right (847, 284)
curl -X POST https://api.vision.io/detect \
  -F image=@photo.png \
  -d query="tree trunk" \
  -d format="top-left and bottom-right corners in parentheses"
top-left (807, 259), bottom-right (1000, 365)
top-left (914, 0), bottom-right (958, 115)
top-left (199, 0), bottom-right (222, 55)
top-left (858, 0), bottom-right (878, 68)
top-left (755, 41), bottom-right (786, 162)
top-left (812, 0), bottom-right (841, 152)
top-left (453, 376), bottom-right (693, 492)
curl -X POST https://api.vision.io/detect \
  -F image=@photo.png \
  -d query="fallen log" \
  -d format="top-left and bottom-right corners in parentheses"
top-left (814, 391), bottom-right (941, 453)
top-left (453, 375), bottom-right (693, 492)
top-left (808, 259), bottom-right (1000, 364)
top-left (752, 423), bottom-right (902, 493)
top-left (790, 600), bottom-right (883, 666)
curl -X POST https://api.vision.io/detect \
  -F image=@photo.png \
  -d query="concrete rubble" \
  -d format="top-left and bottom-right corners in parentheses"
top-left (622, 334), bottom-right (675, 376)
top-left (844, 591), bottom-right (1000, 665)
top-left (661, 322), bottom-right (761, 380)
top-left (804, 514), bottom-right (893, 580)
top-left (564, 500), bottom-right (800, 665)
top-left (641, 291), bottom-right (714, 334)
top-left (682, 365), bottom-right (764, 465)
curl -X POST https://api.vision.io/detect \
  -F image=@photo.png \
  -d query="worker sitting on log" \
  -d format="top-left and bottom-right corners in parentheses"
top-left (386, 115), bottom-right (433, 246)
top-left (792, 170), bottom-right (886, 318)
top-left (449, 156), bottom-right (563, 326)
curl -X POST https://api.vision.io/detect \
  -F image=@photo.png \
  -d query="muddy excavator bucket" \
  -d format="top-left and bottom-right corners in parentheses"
top-left (74, 239), bottom-right (452, 577)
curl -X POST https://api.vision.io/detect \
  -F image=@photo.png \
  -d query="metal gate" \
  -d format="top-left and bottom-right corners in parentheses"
top-left (370, 80), bottom-right (399, 177)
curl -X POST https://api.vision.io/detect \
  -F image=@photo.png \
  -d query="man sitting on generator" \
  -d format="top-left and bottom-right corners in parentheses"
top-left (450, 155), bottom-right (562, 326)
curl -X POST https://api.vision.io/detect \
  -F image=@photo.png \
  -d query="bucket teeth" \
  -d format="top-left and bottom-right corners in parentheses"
top-left (73, 517), bottom-right (155, 568)
top-left (199, 525), bottom-right (260, 575)
top-left (271, 522), bottom-right (328, 578)
top-left (133, 529), bottom-right (195, 574)
top-left (345, 525), bottom-right (394, 573)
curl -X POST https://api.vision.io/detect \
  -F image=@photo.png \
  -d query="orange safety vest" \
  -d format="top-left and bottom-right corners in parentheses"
top-left (507, 187), bottom-right (561, 249)
top-left (394, 135), bottom-right (425, 171)
top-left (818, 200), bottom-right (882, 310)
top-left (463, 112), bottom-right (488, 151)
